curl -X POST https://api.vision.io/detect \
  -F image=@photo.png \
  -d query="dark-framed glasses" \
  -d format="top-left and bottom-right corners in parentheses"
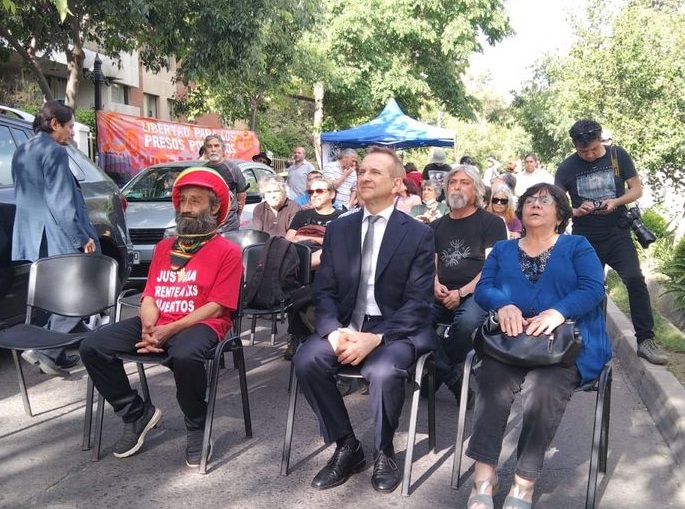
top-left (491, 197), bottom-right (509, 205)
top-left (307, 188), bottom-right (328, 196)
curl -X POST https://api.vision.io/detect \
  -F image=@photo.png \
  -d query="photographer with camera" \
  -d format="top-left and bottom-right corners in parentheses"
top-left (555, 119), bottom-right (667, 365)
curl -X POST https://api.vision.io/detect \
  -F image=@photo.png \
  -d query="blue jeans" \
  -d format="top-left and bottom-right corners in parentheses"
top-left (432, 295), bottom-right (488, 388)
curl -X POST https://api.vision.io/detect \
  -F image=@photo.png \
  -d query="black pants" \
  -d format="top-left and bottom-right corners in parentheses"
top-left (80, 317), bottom-right (218, 428)
top-left (466, 357), bottom-right (579, 481)
top-left (583, 228), bottom-right (654, 342)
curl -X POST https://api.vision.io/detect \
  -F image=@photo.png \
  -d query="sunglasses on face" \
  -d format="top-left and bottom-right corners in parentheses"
top-left (307, 188), bottom-right (328, 196)
top-left (491, 198), bottom-right (509, 205)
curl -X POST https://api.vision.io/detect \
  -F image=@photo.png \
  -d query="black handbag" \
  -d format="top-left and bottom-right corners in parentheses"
top-left (473, 311), bottom-right (582, 367)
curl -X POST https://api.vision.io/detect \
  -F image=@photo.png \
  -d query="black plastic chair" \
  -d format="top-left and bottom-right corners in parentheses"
top-left (0, 253), bottom-right (119, 416)
top-left (281, 351), bottom-right (436, 497)
top-left (239, 242), bottom-right (311, 345)
top-left (222, 229), bottom-right (271, 250)
top-left (451, 350), bottom-right (612, 509)
top-left (83, 291), bottom-right (252, 474)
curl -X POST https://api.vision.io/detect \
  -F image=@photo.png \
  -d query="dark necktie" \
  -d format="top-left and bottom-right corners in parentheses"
top-left (351, 215), bottom-right (380, 330)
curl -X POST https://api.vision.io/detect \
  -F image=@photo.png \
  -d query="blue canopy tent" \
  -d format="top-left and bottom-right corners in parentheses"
top-left (320, 98), bottom-right (455, 149)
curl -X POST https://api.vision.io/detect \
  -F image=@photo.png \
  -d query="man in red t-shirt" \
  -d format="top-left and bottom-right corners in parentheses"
top-left (81, 167), bottom-right (242, 468)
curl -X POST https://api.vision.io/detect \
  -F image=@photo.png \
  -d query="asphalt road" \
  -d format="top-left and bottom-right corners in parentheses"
top-left (1, 316), bottom-right (684, 509)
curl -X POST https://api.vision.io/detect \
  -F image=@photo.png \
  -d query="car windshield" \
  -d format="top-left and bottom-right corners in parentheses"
top-left (122, 168), bottom-right (180, 201)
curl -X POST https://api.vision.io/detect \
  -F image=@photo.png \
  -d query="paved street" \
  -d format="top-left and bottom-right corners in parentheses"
top-left (1, 310), bottom-right (685, 509)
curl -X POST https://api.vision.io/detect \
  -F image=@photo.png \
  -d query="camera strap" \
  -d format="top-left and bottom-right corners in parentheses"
top-left (609, 146), bottom-right (620, 177)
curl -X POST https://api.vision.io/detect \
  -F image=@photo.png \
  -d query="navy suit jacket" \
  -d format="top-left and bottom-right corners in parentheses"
top-left (313, 208), bottom-right (436, 354)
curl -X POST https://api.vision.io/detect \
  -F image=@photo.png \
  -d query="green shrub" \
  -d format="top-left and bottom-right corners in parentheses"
top-left (661, 235), bottom-right (685, 312)
top-left (634, 208), bottom-right (674, 267)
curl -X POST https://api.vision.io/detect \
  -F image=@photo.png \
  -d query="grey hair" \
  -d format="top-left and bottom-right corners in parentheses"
top-left (258, 174), bottom-right (287, 196)
top-left (339, 148), bottom-right (357, 159)
top-left (204, 134), bottom-right (226, 151)
top-left (443, 164), bottom-right (486, 208)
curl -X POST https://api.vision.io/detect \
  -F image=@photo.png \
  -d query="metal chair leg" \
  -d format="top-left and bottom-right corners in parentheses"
top-left (83, 377), bottom-right (95, 450)
top-left (281, 367), bottom-right (299, 475)
top-left (233, 341), bottom-right (252, 438)
top-left (250, 316), bottom-right (257, 345)
top-left (12, 349), bottom-right (33, 417)
top-left (270, 315), bottom-right (278, 346)
top-left (92, 392), bottom-right (106, 461)
top-left (401, 352), bottom-right (434, 497)
top-left (586, 363), bottom-right (612, 509)
top-left (137, 363), bottom-right (151, 403)
top-left (452, 350), bottom-right (476, 489)
top-left (200, 357), bottom-right (220, 474)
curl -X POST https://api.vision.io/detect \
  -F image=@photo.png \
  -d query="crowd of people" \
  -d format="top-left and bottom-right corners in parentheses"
top-left (11, 102), bottom-right (666, 507)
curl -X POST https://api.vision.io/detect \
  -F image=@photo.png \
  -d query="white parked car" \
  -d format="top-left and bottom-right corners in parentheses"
top-left (121, 159), bottom-right (274, 280)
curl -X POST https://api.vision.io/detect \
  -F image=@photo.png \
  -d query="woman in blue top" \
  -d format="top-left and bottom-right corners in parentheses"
top-left (466, 183), bottom-right (611, 509)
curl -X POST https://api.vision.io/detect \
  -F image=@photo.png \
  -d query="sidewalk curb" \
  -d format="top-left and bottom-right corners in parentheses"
top-left (606, 298), bottom-right (685, 472)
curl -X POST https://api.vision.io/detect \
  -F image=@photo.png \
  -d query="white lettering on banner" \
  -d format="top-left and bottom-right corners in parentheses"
top-left (143, 134), bottom-right (187, 151)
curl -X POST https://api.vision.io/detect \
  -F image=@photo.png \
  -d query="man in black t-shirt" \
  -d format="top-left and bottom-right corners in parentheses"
top-left (555, 119), bottom-right (666, 365)
top-left (203, 134), bottom-right (249, 231)
top-left (431, 165), bottom-right (507, 397)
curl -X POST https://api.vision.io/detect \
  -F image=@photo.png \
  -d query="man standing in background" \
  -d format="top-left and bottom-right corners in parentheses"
top-left (286, 146), bottom-right (316, 200)
top-left (323, 148), bottom-right (358, 209)
top-left (203, 134), bottom-right (248, 231)
top-left (12, 100), bottom-right (99, 376)
top-left (555, 118), bottom-right (667, 365)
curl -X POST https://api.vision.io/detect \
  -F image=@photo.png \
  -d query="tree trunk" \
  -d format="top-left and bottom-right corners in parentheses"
top-left (64, 44), bottom-right (85, 110)
top-left (313, 83), bottom-right (324, 169)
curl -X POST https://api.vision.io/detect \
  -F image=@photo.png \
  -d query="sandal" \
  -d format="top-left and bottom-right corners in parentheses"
top-left (467, 475), bottom-right (499, 509)
top-left (502, 482), bottom-right (533, 509)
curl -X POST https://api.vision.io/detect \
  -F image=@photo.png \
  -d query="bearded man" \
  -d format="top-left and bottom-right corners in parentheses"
top-left (430, 165), bottom-right (507, 400)
top-left (80, 168), bottom-right (242, 468)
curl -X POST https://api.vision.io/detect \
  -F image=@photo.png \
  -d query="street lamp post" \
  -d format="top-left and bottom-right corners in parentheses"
top-left (83, 54), bottom-right (109, 164)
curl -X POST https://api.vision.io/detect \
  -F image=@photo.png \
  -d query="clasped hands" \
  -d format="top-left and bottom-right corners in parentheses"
top-left (496, 305), bottom-right (565, 337)
top-left (435, 282), bottom-right (460, 310)
top-left (136, 322), bottom-right (175, 354)
top-left (328, 328), bottom-right (382, 366)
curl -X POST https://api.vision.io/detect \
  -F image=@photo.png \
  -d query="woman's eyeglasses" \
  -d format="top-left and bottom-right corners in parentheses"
top-left (523, 195), bottom-right (555, 206)
top-left (491, 198), bottom-right (509, 205)
top-left (307, 188), bottom-right (328, 196)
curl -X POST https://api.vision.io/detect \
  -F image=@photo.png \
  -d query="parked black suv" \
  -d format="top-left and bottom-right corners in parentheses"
top-left (0, 113), bottom-right (133, 329)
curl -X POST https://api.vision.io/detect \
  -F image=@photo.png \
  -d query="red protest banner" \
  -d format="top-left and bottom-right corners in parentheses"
top-left (96, 111), bottom-right (260, 186)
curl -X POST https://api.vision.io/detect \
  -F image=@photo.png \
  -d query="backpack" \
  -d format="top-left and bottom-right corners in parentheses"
top-left (244, 236), bottom-right (301, 308)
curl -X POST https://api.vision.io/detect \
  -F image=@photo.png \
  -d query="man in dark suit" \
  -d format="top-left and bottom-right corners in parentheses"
top-left (293, 146), bottom-right (435, 494)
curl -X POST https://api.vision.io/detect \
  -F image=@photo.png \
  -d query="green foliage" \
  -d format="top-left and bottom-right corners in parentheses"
top-left (638, 207), bottom-right (675, 267)
top-left (319, 0), bottom-right (512, 129)
top-left (511, 0), bottom-right (685, 190)
top-left (74, 108), bottom-right (95, 131)
top-left (606, 269), bottom-right (685, 355)
top-left (660, 235), bottom-right (685, 313)
top-left (255, 97), bottom-right (316, 158)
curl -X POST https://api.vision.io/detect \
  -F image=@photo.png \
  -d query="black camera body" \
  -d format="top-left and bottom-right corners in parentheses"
top-left (624, 205), bottom-right (656, 248)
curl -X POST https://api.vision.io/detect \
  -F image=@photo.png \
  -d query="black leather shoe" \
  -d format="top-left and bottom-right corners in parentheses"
top-left (371, 451), bottom-right (401, 493)
top-left (311, 442), bottom-right (366, 490)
